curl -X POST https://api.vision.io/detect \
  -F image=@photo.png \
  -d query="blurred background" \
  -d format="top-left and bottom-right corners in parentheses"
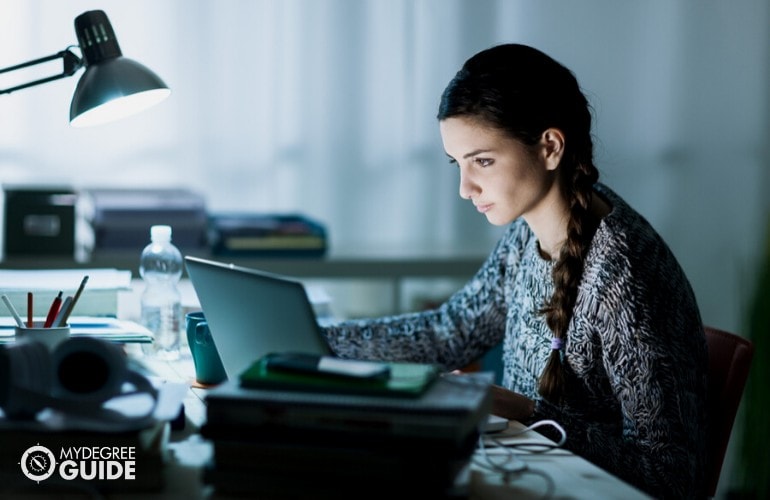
top-left (1, 1), bottom-right (768, 497)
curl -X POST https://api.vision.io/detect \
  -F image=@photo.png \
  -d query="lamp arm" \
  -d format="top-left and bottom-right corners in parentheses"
top-left (0, 48), bottom-right (83, 95)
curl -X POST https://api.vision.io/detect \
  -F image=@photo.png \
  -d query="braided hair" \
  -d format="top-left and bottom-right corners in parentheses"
top-left (437, 44), bottom-right (600, 402)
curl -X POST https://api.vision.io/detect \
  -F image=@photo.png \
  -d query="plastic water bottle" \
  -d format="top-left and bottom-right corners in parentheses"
top-left (140, 225), bottom-right (183, 360)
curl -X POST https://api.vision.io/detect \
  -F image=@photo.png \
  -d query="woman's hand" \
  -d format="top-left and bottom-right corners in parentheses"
top-left (490, 384), bottom-right (535, 421)
top-left (449, 370), bottom-right (534, 420)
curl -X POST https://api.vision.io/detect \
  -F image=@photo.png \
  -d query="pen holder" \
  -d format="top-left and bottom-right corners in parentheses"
top-left (14, 322), bottom-right (70, 351)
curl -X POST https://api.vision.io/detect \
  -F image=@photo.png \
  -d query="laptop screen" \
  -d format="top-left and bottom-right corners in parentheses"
top-left (184, 256), bottom-right (331, 378)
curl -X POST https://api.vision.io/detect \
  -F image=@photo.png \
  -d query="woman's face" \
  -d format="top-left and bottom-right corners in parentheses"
top-left (439, 116), bottom-right (560, 226)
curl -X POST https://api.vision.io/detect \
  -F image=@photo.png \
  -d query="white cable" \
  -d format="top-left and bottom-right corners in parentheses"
top-left (502, 419), bottom-right (567, 448)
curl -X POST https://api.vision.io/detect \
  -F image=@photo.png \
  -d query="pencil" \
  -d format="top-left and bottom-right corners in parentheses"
top-left (2, 294), bottom-right (24, 328)
top-left (59, 275), bottom-right (89, 326)
top-left (52, 296), bottom-right (73, 328)
top-left (27, 292), bottom-right (33, 328)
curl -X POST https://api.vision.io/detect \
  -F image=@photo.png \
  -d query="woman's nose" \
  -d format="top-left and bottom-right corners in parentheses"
top-left (458, 169), bottom-right (477, 200)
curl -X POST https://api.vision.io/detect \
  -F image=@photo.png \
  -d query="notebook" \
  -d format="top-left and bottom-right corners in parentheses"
top-left (184, 256), bottom-right (331, 379)
top-left (239, 353), bottom-right (440, 397)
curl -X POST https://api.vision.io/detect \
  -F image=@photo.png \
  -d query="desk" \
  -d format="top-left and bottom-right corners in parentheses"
top-left (0, 279), bottom-right (648, 499)
top-left (0, 343), bottom-right (649, 499)
top-left (471, 421), bottom-right (650, 499)
top-left (124, 352), bottom-right (650, 499)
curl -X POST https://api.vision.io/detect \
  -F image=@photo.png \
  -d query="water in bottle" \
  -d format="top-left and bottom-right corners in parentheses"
top-left (140, 225), bottom-right (183, 360)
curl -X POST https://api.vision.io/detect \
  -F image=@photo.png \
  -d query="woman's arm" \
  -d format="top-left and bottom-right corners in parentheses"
top-left (320, 223), bottom-right (529, 369)
top-left (490, 385), bottom-right (535, 420)
top-left (320, 262), bottom-right (506, 369)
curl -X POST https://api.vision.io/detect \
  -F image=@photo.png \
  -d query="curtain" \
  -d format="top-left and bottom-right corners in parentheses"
top-left (1, 0), bottom-right (769, 332)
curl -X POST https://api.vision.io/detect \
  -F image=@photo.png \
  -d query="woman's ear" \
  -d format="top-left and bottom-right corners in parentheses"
top-left (540, 128), bottom-right (565, 171)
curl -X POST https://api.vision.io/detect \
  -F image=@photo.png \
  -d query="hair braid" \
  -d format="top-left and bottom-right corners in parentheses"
top-left (538, 135), bottom-right (599, 402)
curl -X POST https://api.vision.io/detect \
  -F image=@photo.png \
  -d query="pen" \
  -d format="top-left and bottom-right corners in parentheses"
top-left (44, 291), bottom-right (63, 328)
top-left (2, 294), bottom-right (24, 328)
top-left (27, 292), bottom-right (33, 328)
top-left (59, 275), bottom-right (89, 326)
top-left (52, 296), bottom-right (73, 328)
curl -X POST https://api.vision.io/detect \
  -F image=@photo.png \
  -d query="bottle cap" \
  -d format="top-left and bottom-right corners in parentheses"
top-left (150, 225), bottom-right (172, 242)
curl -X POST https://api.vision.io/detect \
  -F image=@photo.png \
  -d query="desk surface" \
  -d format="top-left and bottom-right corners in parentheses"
top-left (0, 346), bottom-right (649, 499)
top-left (128, 352), bottom-right (650, 500)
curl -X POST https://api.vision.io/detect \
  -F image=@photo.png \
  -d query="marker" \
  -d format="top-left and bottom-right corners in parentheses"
top-left (44, 291), bottom-right (63, 328)
top-left (2, 294), bottom-right (24, 328)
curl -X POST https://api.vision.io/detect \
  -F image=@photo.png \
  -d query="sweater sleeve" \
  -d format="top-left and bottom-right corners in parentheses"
top-left (320, 224), bottom-right (525, 369)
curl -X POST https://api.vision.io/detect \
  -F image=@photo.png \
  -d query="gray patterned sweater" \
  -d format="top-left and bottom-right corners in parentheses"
top-left (321, 184), bottom-right (708, 499)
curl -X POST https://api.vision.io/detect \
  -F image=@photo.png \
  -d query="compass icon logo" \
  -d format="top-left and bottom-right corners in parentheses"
top-left (19, 445), bottom-right (57, 483)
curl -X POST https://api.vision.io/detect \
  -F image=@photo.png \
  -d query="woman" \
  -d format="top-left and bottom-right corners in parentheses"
top-left (321, 43), bottom-right (707, 499)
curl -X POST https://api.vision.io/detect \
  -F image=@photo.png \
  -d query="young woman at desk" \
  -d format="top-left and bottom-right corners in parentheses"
top-left (321, 43), bottom-right (707, 499)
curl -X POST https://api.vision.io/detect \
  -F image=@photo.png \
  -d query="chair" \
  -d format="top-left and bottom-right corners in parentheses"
top-left (703, 325), bottom-right (754, 497)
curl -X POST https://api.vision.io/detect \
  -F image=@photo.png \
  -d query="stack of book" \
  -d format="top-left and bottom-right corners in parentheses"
top-left (208, 213), bottom-right (327, 257)
top-left (200, 358), bottom-right (492, 498)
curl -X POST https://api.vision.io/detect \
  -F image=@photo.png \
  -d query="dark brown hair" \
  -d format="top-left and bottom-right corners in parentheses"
top-left (437, 44), bottom-right (599, 402)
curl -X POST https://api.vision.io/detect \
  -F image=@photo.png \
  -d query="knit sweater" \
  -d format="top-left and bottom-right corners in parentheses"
top-left (320, 184), bottom-right (708, 499)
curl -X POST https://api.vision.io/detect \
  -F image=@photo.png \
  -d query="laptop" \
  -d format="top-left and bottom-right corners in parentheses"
top-left (184, 256), bottom-right (331, 378)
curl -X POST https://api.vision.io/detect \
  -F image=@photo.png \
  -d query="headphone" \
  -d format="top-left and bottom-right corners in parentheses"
top-left (0, 337), bottom-right (158, 423)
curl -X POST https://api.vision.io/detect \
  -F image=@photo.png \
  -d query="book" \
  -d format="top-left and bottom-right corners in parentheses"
top-left (202, 370), bottom-right (490, 499)
top-left (209, 213), bottom-right (327, 257)
top-left (205, 373), bottom-right (493, 444)
top-left (238, 354), bottom-right (440, 397)
top-left (201, 426), bottom-right (475, 498)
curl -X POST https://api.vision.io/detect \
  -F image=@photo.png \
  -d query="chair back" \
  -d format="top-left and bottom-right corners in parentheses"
top-left (704, 325), bottom-right (754, 497)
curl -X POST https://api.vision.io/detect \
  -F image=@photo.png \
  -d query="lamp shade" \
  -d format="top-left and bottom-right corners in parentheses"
top-left (69, 58), bottom-right (170, 127)
top-left (69, 10), bottom-right (170, 127)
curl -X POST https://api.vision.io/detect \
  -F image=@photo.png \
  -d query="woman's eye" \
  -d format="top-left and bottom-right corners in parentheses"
top-left (475, 158), bottom-right (493, 167)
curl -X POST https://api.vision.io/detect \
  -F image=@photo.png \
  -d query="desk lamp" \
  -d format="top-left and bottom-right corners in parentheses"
top-left (0, 10), bottom-right (170, 127)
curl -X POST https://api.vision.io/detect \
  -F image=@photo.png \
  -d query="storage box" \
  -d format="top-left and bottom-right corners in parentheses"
top-left (3, 186), bottom-right (77, 256)
top-left (80, 188), bottom-right (208, 252)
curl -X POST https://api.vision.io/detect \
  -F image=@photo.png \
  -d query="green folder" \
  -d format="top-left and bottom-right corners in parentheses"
top-left (239, 355), bottom-right (440, 398)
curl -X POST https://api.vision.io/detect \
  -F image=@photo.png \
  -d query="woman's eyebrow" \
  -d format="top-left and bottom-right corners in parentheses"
top-left (463, 149), bottom-right (493, 159)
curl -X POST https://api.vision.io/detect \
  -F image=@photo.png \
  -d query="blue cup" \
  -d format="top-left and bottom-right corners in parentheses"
top-left (185, 311), bottom-right (227, 385)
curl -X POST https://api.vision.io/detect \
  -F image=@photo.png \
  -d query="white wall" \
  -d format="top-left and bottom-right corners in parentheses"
top-left (1, 0), bottom-right (767, 330)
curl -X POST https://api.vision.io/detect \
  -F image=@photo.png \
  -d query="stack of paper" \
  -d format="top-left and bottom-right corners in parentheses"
top-left (0, 268), bottom-right (132, 318)
top-left (0, 316), bottom-right (153, 344)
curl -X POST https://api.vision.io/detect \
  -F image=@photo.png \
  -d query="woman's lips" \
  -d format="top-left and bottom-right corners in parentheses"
top-left (475, 203), bottom-right (493, 214)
